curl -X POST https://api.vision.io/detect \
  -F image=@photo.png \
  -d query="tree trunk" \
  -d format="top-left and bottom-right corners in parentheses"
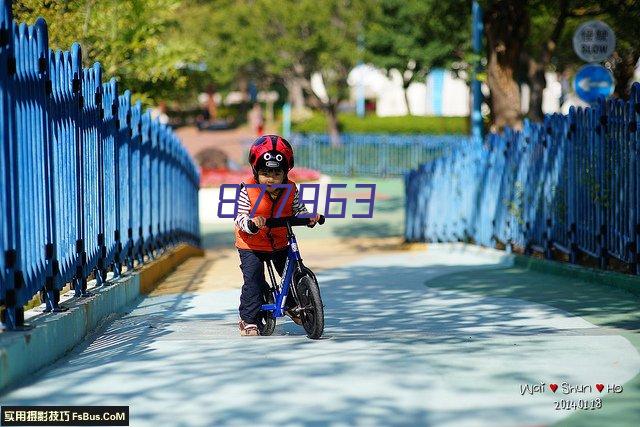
top-left (297, 76), bottom-right (342, 145)
top-left (613, 51), bottom-right (639, 100)
top-left (286, 78), bottom-right (306, 114)
top-left (324, 103), bottom-right (341, 146)
top-left (527, 0), bottom-right (568, 122)
top-left (237, 76), bottom-right (250, 124)
top-left (404, 79), bottom-right (412, 116)
top-left (527, 58), bottom-right (545, 123)
top-left (484, 0), bottom-right (529, 131)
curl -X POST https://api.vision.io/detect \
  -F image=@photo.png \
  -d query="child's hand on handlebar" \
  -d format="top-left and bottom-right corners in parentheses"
top-left (307, 213), bottom-right (321, 228)
top-left (247, 216), bottom-right (266, 233)
top-left (252, 216), bottom-right (266, 229)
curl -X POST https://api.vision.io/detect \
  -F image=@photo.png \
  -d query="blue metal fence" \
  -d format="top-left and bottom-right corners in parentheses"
top-left (289, 133), bottom-right (468, 176)
top-left (406, 83), bottom-right (640, 274)
top-left (0, 3), bottom-right (200, 330)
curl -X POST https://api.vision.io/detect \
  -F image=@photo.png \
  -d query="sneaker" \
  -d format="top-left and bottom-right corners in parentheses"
top-left (239, 320), bottom-right (260, 336)
top-left (284, 308), bottom-right (303, 325)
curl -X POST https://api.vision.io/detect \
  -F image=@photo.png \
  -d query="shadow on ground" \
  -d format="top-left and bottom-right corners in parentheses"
top-left (422, 266), bottom-right (640, 427)
top-left (3, 253), bottom-right (639, 426)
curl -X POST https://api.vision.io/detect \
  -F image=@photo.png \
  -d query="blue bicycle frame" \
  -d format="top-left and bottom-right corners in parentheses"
top-left (257, 214), bottom-right (324, 319)
top-left (260, 232), bottom-right (302, 318)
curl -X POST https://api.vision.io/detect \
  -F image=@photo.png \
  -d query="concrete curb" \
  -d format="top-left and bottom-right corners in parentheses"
top-left (0, 244), bottom-right (203, 393)
top-left (139, 244), bottom-right (204, 294)
top-left (513, 254), bottom-right (640, 298)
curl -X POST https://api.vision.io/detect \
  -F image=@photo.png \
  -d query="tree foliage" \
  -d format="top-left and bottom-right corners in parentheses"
top-left (480, 0), bottom-right (640, 128)
top-left (199, 0), bottom-right (372, 143)
top-left (13, 0), bottom-right (206, 104)
top-left (522, 0), bottom-right (640, 121)
top-left (545, 0), bottom-right (640, 98)
top-left (365, 0), bottom-right (470, 84)
top-left (13, 0), bottom-right (639, 131)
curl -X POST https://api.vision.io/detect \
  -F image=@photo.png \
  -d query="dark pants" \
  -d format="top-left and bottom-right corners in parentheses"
top-left (238, 248), bottom-right (289, 324)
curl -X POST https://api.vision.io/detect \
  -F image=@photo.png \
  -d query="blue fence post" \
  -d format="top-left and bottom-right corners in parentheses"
top-left (36, 18), bottom-right (64, 314)
top-left (149, 114), bottom-right (160, 257)
top-left (382, 137), bottom-right (389, 178)
top-left (543, 120), bottom-right (554, 260)
top-left (596, 97), bottom-right (609, 270)
top-left (72, 46), bottom-right (89, 298)
top-left (0, 0), bottom-right (23, 329)
top-left (632, 84), bottom-right (640, 274)
top-left (47, 42), bottom-right (80, 310)
top-left (97, 77), bottom-right (118, 285)
top-left (140, 110), bottom-right (152, 259)
top-left (129, 100), bottom-right (143, 266)
top-left (14, 19), bottom-right (52, 326)
top-left (0, 0), bottom-right (9, 326)
top-left (567, 107), bottom-right (578, 264)
top-left (76, 61), bottom-right (101, 297)
top-left (194, 156), bottom-right (201, 246)
top-left (159, 124), bottom-right (167, 250)
top-left (115, 89), bottom-right (131, 273)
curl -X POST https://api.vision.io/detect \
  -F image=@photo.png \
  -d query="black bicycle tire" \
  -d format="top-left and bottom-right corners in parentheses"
top-left (258, 287), bottom-right (276, 336)
top-left (296, 275), bottom-right (324, 339)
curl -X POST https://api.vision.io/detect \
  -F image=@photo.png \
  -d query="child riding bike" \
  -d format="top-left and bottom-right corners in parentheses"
top-left (235, 134), bottom-right (321, 336)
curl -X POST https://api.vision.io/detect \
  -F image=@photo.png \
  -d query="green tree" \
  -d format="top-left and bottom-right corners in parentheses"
top-left (201, 0), bottom-right (372, 144)
top-left (525, 0), bottom-right (640, 122)
top-left (365, 0), bottom-right (470, 115)
top-left (549, 1), bottom-right (640, 100)
top-left (608, 2), bottom-right (640, 98)
top-left (524, 0), bottom-right (569, 123)
top-left (13, 0), bottom-right (205, 105)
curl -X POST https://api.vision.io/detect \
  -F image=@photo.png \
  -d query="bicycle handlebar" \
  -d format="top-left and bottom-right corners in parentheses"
top-left (265, 215), bottom-right (325, 228)
top-left (248, 215), bottom-right (325, 232)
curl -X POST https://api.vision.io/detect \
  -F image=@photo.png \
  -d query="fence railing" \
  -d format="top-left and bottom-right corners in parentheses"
top-left (290, 133), bottom-right (470, 177)
top-left (1, 2), bottom-right (200, 330)
top-left (406, 83), bottom-right (640, 275)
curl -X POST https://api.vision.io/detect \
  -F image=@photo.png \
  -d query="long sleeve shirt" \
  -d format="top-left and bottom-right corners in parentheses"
top-left (234, 183), bottom-right (310, 234)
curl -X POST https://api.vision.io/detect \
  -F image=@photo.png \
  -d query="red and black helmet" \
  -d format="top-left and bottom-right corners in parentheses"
top-left (248, 134), bottom-right (294, 176)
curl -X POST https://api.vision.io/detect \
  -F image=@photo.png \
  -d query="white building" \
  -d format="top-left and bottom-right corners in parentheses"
top-left (346, 65), bottom-right (471, 117)
top-left (343, 65), bottom-right (584, 118)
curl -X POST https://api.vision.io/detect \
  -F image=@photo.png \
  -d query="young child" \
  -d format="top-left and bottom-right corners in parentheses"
top-left (235, 134), bottom-right (320, 336)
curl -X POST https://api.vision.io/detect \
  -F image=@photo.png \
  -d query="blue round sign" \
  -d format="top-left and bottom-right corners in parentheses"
top-left (574, 64), bottom-right (614, 103)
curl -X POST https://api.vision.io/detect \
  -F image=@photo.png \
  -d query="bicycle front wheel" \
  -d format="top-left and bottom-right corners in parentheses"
top-left (296, 275), bottom-right (324, 339)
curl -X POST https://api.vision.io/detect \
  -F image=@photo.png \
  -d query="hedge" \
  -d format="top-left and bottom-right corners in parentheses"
top-left (292, 113), bottom-right (469, 134)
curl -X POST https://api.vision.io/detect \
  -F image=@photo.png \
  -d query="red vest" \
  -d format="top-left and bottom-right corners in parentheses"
top-left (235, 177), bottom-right (297, 251)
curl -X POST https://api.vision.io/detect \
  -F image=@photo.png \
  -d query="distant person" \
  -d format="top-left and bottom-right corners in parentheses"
top-left (248, 102), bottom-right (264, 135)
top-left (151, 101), bottom-right (169, 125)
top-left (205, 84), bottom-right (218, 121)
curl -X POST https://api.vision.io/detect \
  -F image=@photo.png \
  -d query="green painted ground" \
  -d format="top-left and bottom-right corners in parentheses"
top-left (423, 266), bottom-right (640, 426)
top-left (295, 176), bottom-right (406, 241)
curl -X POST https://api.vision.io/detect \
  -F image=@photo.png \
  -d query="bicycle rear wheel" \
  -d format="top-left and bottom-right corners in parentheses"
top-left (296, 275), bottom-right (324, 339)
top-left (258, 287), bottom-right (276, 336)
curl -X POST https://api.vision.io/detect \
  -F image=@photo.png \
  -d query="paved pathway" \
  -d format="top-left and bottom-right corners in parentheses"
top-left (3, 244), bottom-right (639, 426)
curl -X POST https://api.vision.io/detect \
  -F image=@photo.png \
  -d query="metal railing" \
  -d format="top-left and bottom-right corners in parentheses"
top-left (1, 3), bottom-right (200, 330)
top-left (290, 133), bottom-right (470, 177)
top-left (406, 83), bottom-right (640, 274)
